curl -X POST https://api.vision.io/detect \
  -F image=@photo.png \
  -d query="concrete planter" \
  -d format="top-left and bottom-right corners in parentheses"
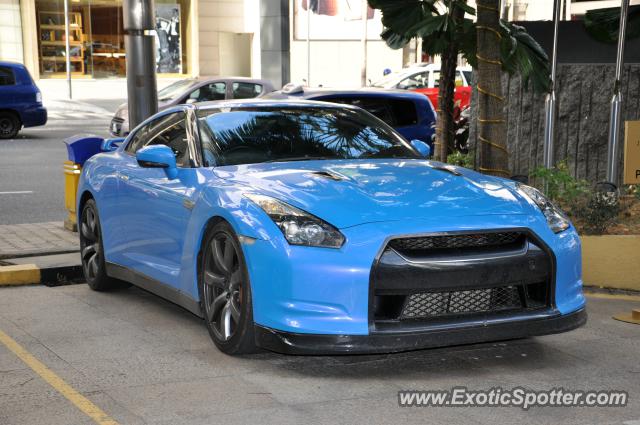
top-left (581, 235), bottom-right (640, 291)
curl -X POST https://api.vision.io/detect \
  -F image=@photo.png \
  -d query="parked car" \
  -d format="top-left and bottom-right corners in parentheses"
top-left (371, 64), bottom-right (473, 111)
top-left (264, 86), bottom-right (436, 148)
top-left (0, 61), bottom-right (47, 139)
top-left (109, 77), bottom-right (275, 136)
top-left (78, 99), bottom-right (586, 355)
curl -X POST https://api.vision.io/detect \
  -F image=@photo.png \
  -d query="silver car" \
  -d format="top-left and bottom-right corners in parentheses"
top-left (110, 77), bottom-right (275, 136)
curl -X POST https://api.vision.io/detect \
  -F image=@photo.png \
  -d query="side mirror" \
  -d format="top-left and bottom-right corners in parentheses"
top-left (136, 145), bottom-right (178, 179)
top-left (101, 137), bottom-right (125, 152)
top-left (410, 139), bottom-right (431, 158)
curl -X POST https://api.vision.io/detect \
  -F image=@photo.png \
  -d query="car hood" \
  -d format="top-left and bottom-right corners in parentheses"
top-left (214, 159), bottom-right (529, 229)
top-left (114, 100), bottom-right (173, 120)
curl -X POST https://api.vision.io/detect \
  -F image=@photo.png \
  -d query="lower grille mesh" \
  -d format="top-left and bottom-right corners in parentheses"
top-left (401, 286), bottom-right (522, 319)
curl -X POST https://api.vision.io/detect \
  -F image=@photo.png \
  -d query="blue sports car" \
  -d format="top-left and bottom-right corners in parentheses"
top-left (77, 100), bottom-right (586, 355)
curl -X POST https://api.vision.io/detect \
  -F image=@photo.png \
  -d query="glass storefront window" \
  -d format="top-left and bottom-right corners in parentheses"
top-left (35, 0), bottom-right (190, 78)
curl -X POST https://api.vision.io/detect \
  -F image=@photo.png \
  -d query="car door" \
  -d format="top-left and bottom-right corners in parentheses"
top-left (113, 109), bottom-right (201, 286)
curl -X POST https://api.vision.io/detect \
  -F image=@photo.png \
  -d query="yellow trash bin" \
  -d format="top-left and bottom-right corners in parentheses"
top-left (63, 161), bottom-right (82, 232)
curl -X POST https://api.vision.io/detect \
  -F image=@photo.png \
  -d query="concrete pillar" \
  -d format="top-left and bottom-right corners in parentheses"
top-left (260, 0), bottom-right (290, 89)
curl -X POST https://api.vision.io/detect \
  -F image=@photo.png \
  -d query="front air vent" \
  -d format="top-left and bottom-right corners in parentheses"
top-left (307, 171), bottom-right (345, 181)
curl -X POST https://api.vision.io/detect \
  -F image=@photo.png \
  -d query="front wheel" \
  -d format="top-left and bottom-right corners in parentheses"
top-left (80, 199), bottom-right (122, 291)
top-left (199, 222), bottom-right (257, 354)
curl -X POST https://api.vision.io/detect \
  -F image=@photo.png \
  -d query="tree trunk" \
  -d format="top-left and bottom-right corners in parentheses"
top-left (476, 0), bottom-right (509, 177)
top-left (434, 5), bottom-right (465, 162)
top-left (435, 42), bottom-right (458, 162)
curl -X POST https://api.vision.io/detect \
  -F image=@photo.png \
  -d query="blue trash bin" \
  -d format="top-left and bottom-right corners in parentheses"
top-left (63, 135), bottom-right (104, 166)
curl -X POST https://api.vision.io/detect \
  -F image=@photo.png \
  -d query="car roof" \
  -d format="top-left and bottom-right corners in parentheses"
top-left (264, 87), bottom-right (431, 102)
top-left (194, 76), bottom-right (275, 88)
top-left (193, 98), bottom-right (364, 111)
top-left (0, 61), bottom-right (26, 69)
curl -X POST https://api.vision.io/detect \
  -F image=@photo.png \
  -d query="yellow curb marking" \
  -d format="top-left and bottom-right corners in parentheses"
top-left (0, 264), bottom-right (40, 286)
top-left (0, 329), bottom-right (119, 425)
top-left (585, 292), bottom-right (640, 302)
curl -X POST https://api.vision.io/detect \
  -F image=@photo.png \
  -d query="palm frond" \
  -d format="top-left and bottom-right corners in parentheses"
top-left (584, 5), bottom-right (640, 43)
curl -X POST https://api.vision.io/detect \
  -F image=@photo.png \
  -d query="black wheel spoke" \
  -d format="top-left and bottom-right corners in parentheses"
top-left (212, 238), bottom-right (229, 274)
top-left (81, 244), bottom-right (96, 260)
top-left (223, 240), bottom-right (235, 272)
top-left (220, 301), bottom-right (232, 340)
top-left (208, 291), bottom-right (227, 322)
top-left (203, 270), bottom-right (225, 288)
top-left (229, 294), bottom-right (241, 322)
top-left (81, 222), bottom-right (95, 241)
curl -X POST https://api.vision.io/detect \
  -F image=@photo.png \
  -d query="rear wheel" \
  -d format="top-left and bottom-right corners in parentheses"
top-left (199, 222), bottom-right (257, 354)
top-left (80, 199), bottom-right (121, 291)
top-left (0, 113), bottom-right (20, 139)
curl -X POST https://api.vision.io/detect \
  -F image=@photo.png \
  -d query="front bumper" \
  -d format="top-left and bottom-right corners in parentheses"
top-left (255, 307), bottom-right (587, 355)
top-left (243, 216), bottom-right (586, 337)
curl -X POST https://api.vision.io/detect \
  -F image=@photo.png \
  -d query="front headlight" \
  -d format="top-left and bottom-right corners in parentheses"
top-left (245, 194), bottom-right (345, 248)
top-left (517, 184), bottom-right (570, 233)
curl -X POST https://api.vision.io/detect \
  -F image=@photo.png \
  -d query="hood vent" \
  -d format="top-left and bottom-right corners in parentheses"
top-left (307, 171), bottom-right (345, 181)
top-left (428, 164), bottom-right (463, 176)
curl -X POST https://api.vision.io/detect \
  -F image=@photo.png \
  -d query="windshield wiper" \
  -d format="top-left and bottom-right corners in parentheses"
top-left (264, 156), bottom-right (339, 163)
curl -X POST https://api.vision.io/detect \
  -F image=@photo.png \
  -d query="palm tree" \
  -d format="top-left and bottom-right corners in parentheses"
top-left (368, 0), bottom-right (551, 172)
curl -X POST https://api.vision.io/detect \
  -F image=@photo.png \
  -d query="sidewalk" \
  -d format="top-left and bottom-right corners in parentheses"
top-left (0, 222), bottom-right (78, 260)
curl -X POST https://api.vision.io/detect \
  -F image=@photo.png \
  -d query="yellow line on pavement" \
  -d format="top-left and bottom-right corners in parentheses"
top-left (0, 329), bottom-right (119, 425)
top-left (585, 292), bottom-right (640, 302)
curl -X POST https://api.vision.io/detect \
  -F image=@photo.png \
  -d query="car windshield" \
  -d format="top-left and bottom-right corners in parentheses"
top-left (197, 106), bottom-right (420, 166)
top-left (157, 79), bottom-right (195, 101)
top-left (371, 71), bottom-right (412, 88)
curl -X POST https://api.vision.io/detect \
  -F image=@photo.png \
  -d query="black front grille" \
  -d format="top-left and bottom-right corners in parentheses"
top-left (401, 286), bottom-right (522, 319)
top-left (371, 230), bottom-right (554, 328)
top-left (389, 232), bottom-right (523, 255)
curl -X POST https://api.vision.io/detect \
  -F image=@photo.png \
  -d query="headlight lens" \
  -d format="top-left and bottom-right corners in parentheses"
top-left (245, 194), bottom-right (345, 248)
top-left (517, 184), bottom-right (570, 233)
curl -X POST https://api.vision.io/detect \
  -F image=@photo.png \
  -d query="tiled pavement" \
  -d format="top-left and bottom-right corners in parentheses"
top-left (0, 222), bottom-right (78, 259)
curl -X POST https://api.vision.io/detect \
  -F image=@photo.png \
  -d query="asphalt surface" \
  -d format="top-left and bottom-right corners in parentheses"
top-left (0, 284), bottom-right (639, 425)
top-left (0, 101), bottom-right (119, 225)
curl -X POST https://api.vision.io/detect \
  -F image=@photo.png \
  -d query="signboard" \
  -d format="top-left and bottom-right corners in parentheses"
top-left (155, 4), bottom-right (182, 74)
top-left (293, 0), bottom-right (382, 40)
top-left (624, 121), bottom-right (640, 184)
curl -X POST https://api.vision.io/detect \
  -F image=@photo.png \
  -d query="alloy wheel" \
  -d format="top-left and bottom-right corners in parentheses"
top-left (203, 232), bottom-right (243, 341)
top-left (80, 206), bottom-right (101, 281)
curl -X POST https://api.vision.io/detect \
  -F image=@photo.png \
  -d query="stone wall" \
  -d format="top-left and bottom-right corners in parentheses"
top-left (470, 64), bottom-right (640, 185)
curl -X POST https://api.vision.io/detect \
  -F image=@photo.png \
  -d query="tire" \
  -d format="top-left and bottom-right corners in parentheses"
top-left (199, 221), bottom-right (258, 355)
top-left (0, 112), bottom-right (20, 139)
top-left (79, 199), bottom-right (122, 291)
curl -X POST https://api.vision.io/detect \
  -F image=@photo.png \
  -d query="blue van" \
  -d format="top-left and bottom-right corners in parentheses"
top-left (264, 86), bottom-right (437, 149)
top-left (0, 62), bottom-right (47, 139)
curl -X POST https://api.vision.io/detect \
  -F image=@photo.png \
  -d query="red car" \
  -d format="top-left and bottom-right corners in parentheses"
top-left (372, 64), bottom-right (472, 110)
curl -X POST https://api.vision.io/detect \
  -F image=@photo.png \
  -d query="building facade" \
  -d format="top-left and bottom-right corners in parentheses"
top-left (2, 0), bottom-right (637, 87)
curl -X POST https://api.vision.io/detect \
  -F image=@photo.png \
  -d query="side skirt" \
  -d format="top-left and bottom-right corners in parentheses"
top-left (105, 262), bottom-right (203, 318)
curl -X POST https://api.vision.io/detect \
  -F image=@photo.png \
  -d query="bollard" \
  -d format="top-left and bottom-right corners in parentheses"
top-left (63, 161), bottom-right (82, 231)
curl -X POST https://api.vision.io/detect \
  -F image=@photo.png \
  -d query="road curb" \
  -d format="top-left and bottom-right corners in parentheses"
top-left (0, 264), bottom-right (40, 286)
top-left (0, 261), bottom-right (83, 287)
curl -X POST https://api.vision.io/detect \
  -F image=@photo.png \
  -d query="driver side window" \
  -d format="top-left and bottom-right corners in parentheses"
top-left (125, 112), bottom-right (192, 167)
top-left (397, 72), bottom-right (428, 90)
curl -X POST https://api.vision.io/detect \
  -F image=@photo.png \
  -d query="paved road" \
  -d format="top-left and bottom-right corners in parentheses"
top-left (0, 107), bottom-right (116, 225)
top-left (0, 285), bottom-right (639, 425)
